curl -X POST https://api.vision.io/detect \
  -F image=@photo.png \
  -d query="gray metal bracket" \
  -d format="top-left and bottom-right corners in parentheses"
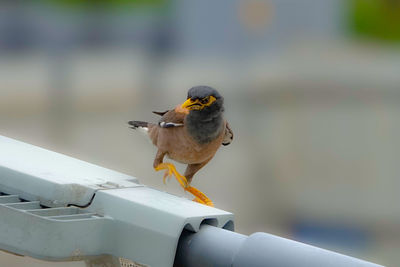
top-left (0, 135), bottom-right (233, 267)
top-left (0, 135), bottom-right (383, 267)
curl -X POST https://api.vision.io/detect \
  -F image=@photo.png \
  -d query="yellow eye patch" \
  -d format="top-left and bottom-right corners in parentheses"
top-left (201, 95), bottom-right (216, 106)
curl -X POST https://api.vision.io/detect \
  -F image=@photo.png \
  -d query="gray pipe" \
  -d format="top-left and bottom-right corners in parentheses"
top-left (174, 225), bottom-right (383, 267)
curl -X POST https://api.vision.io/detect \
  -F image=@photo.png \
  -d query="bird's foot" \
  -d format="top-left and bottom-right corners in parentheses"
top-left (154, 163), bottom-right (213, 207)
top-left (154, 163), bottom-right (188, 188)
top-left (185, 186), bottom-right (214, 207)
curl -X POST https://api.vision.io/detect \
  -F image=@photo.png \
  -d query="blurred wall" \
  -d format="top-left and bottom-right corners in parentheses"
top-left (1, 1), bottom-right (399, 266)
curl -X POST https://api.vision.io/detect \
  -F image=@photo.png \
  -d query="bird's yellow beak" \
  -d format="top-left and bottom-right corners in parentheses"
top-left (176, 96), bottom-right (217, 114)
top-left (180, 96), bottom-right (217, 112)
top-left (174, 99), bottom-right (195, 114)
top-left (181, 98), bottom-right (201, 110)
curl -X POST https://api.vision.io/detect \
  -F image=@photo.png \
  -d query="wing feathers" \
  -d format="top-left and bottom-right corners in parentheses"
top-left (222, 122), bottom-right (233, 146)
top-left (159, 122), bottom-right (184, 128)
top-left (158, 109), bottom-right (186, 128)
top-left (152, 110), bottom-right (169, 116)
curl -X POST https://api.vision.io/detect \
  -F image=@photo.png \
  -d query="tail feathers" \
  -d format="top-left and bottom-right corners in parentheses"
top-left (128, 121), bottom-right (149, 131)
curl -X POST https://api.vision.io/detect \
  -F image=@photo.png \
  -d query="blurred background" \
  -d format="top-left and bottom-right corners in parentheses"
top-left (0, 0), bottom-right (399, 266)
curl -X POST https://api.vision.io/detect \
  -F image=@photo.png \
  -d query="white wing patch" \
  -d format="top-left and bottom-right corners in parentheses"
top-left (159, 122), bottom-right (184, 128)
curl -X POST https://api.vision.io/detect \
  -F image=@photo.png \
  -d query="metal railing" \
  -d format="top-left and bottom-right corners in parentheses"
top-left (0, 135), bottom-right (383, 267)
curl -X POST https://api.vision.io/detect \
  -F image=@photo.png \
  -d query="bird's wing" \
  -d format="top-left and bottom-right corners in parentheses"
top-left (222, 122), bottom-right (233, 146)
top-left (158, 109), bottom-right (186, 128)
top-left (152, 110), bottom-right (169, 116)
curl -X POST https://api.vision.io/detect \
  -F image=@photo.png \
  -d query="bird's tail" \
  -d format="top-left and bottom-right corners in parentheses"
top-left (128, 121), bottom-right (149, 133)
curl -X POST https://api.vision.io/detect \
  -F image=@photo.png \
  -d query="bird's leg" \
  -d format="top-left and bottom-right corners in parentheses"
top-left (154, 163), bottom-right (188, 188)
top-left (185, 186), bottom-right (214, 207)
top-left (155, 163), bottom-right (214, 206)
top-left (153, 150), bottom-right (181, 186)
top-left (183, 160), bottom-right (214, 207)
top-left (153, 152), bottom-right (214, 206)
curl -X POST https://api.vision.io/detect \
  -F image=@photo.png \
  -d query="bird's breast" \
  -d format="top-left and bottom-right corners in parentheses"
top-left (161, 125), bottom-right (225, 164)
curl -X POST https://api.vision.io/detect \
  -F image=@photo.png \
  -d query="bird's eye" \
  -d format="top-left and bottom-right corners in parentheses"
top-left (201, 97), bottom-right (209, 104)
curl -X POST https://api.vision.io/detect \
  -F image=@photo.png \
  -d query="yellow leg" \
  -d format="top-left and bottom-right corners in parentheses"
top-left (154, 163), bottom-right (214, 207)
top-left (154, 163), bottom-right (188, 188)
top-left (185, 186), bottom-right (214, 207)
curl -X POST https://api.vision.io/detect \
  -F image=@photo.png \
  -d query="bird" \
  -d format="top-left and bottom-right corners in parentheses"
top-left (128, 86), bottom-right (233, 206)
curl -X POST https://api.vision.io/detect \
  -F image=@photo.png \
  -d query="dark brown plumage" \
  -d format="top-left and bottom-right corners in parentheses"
top-left (129, 86), bottom-right (233, 206)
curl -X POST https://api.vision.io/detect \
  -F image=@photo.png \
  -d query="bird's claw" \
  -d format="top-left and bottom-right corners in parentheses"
top-left (155, 163), bottom-right (213, 207)
top-left (162, 168), bottom-right (173, 184)
top-left (155, 163), bottom-right (188, 188)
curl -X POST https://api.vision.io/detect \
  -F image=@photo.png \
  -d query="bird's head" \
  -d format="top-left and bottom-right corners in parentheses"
top-left (176, 86), bottom-right (224, 114)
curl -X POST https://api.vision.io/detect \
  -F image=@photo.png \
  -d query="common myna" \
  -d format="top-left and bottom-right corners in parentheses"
top-left (129, 86), bottom-right (233, 206)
